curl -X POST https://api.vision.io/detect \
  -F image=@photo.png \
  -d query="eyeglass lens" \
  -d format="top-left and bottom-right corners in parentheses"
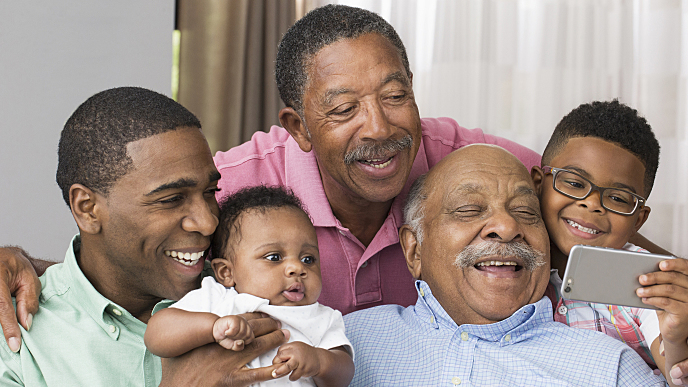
top-left (553, 170), bottom-right (638, 214)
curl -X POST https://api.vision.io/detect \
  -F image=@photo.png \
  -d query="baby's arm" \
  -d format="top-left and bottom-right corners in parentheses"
top-left (639, 257), bottom-right (688, 386)
top-left (271, 342), bottom-right (354, 387)
top-left (144, 307), bottom-right (253, 358)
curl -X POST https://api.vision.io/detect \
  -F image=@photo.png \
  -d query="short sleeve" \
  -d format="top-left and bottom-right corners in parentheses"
top-left (318, 309), bottom-right (354, 359)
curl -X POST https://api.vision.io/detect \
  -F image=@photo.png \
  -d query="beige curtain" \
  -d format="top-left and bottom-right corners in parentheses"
top-left (177, 0), bottom-right (296, 154)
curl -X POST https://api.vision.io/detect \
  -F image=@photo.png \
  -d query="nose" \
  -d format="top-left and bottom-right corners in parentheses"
top-left (577, 189), bottom-right (605, 213)
top-left (358, 101), bottom-right (393, 142)
top-left (181, 196), bottom-right (219, 236)
top-left (480, 208), bottom-right (525, 243)
top-left (285, 259), bottom-right (307, 278)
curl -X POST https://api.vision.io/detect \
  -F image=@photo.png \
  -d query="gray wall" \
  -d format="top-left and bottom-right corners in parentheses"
top-left (0, 1), bottom-right (175, 261)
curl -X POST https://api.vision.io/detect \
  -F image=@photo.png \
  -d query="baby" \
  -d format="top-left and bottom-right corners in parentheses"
top-left (532, 100), bottom-right (688, 385)
top-left (145, 186), bottom-right (354, 386)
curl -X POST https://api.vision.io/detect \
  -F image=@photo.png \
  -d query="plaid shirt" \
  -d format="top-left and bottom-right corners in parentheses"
top-left (545, 243), bottom-right (658, 366)
top-left (344, 280), bottom-right (666, 386)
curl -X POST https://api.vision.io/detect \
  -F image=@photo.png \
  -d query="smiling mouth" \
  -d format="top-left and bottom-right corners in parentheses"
top-left (475, 261), bottom-right (523, 272)
top-left (566, 219), bottom-right (600, 235)
top-left (359, 156), bottom-right (393, 169)
top-left (164, 250), bottom-right (205, 266)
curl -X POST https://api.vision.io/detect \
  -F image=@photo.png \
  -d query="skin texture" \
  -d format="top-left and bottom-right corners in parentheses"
top-left (73, 127), bottom-right (220, 322)
top-left (279, 33), bottom-right (421, 246)
top-left (400, 144), bottom-right (550, 325)
top-left (531, 137), bottom-right (650, 276)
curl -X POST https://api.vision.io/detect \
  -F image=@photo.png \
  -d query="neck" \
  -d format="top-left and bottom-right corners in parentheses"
top-left (550, 242), bottom-right (568, 276)
top-left (78, 239), bottom-right (160, 323)
top-left (321, 181), bottom-right (393, 248)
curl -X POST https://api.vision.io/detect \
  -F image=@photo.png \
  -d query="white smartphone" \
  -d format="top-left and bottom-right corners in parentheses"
top-left (560, 245), bottom-right (673, 310)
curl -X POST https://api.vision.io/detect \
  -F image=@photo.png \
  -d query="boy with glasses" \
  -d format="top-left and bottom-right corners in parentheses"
top-left (532, 100), bottom-right (688, 385)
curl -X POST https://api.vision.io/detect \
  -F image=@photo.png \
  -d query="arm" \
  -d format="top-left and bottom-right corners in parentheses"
top-left (158, 314), bottom-right (289, 387)
top-left (630, 233), bottom-right (674, 256)
top-left (639, 258), bottom-right (688, 386)
top-left (271, 343), bottom-right (354, 387)
top-left (145, 307), bottom-right (254, 358)
top-left (0, 247), bottom-right (44, 352)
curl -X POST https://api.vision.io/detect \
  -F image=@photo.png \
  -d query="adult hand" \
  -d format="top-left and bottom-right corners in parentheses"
top-left (0, 247), bottom-right (41, 352)
top-left (159, 313), bottom-right (289, 387)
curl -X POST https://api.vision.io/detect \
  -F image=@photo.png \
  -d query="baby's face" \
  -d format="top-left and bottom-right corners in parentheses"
top-left (534, 137), bottom-right (650, 256)
top-left (226, 207), bottom-right (322, 306)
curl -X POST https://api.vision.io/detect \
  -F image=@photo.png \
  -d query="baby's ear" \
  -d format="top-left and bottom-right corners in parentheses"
top-left (211, 259), bottom-right (236, 287)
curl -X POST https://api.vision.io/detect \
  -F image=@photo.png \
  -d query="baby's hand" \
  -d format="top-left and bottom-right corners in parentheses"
top-left (271, 341), bottom-right (322, 381)
top-left (212, 315), bottom-right (254, 351)
top-left (638, 258), bottom-right (688, 343)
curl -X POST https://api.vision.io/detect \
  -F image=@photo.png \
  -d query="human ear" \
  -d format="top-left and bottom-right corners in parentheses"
top-left (634, 206), bottom-right (651, 232)
top-left (399, 225), bottom-right (422, 280)
top-left (69, 184), bottom-right (102, 235)
top-left (279, 107), bottom-right (312, 153)
top-left (211, 258), bottom-right (236, 287)
top-left (531, 166), bottom-right (545, 196)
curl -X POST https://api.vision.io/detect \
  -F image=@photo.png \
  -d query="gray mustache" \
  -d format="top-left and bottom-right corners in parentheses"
top-left (343, 135), bottom-right (414, 165)
top-left (454, 241), bottom-right (546, 271)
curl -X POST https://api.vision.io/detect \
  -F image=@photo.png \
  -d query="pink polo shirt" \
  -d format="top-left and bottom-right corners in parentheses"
top-left (213, 117), bottom-right (541, 315)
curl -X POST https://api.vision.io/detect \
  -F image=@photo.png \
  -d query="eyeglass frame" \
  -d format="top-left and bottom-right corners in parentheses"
top-left (541, 166), bottom-right (646, 216)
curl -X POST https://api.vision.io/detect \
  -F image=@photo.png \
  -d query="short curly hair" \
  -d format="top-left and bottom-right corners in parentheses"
top-left (56, 87), bottom-right (201, 207)
top-left (275, 4), bottom-right (411, 115)
top-left (541, 100), bottom-right (660, 196)
top-left (211, 185), bottom-right (310, 260)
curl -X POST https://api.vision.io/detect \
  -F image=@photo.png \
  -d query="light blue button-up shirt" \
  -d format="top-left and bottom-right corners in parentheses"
top-left (344, 280), bottom-right (667, 386)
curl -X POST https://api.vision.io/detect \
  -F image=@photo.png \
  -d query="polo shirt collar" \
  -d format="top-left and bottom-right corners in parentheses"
top-left (283, 134), bottom-right (432, 231)
top-left (62, 235), bottom-right (146, 339)
top-left (413, 279), bottom-right (553, 343)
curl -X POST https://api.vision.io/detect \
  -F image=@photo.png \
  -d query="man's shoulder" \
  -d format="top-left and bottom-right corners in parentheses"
top-left (213, 125), bottom-right (292, 169)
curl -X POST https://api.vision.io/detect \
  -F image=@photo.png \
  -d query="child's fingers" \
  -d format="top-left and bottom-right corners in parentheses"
top-left (638, 283), bottom-right (688, 305)
top-left (271, 361), bottom-right (294, 379)
top-left (639, 270), bottom-right (688, 292)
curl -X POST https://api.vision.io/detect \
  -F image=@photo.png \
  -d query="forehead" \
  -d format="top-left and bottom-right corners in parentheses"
top-left (550, 137), bottom-right (646, 192)
top-left (305, 33), bottom-right (408, 96)
top-left (121, 127), bottom-right (218, 191)
top-left (232, 207), bottom-right (316, 244)
top-left (440, 153), bottom-right (533, 194)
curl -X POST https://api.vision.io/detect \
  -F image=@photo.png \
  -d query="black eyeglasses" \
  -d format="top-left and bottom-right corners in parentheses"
top-left (542, 166), bottom-right (646, 216)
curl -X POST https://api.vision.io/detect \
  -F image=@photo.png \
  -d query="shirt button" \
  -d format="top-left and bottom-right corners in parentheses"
top-left (338, 229), bottom-right (346, 235)
top-left (109, 325), bottom-right (116, 333)
top-left (430, 316), bottom-right (434, 324)
top-left (460, 332), bottom-right (469, 341)
top-left (112, 308), bottom-right (122, 316)
top-left (360, 261), bottom-right (368, 268)
top-left (504, 334), bottom-right (511, 342)
top-left (558, 305), bottom-right (568, 315)
top-left (451, 376), bottom-right (462, 385)
top-left (419, 288), bottom-right (425, 297)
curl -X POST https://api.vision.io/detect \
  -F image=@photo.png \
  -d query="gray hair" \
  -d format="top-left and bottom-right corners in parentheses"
top-left (403, 173), bottom-right (429, 244)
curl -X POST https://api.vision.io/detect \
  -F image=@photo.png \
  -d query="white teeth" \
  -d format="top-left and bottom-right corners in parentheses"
top-left (164, 250), bottom-right (205, 266)
top-left (363, 158), bottom-right (392, 169)
top-left (566, 220), bottom-right (600, 235)
top-left (476, 261), bottom-right (518, 267)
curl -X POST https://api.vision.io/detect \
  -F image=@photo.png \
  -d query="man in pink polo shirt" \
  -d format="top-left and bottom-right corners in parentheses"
top-left (213, 4), bottom-right (540, 315)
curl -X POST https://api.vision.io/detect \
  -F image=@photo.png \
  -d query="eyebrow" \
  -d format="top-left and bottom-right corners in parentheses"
top-left (145, 171), bottom-right (221, 196)
top-left (320, 71), bottom-right (411, 107)
top-left (562, 165), bottom-right (638, 193)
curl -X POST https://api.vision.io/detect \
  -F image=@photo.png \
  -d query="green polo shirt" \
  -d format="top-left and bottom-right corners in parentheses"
top-left (0, 236), bottom-right (162, 386)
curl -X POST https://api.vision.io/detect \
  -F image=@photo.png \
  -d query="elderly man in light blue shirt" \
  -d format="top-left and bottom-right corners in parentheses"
top-left (344, 144), bottom-right (667, 386)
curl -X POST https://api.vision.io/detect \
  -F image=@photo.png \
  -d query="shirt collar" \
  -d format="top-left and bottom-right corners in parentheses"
top-left (60, 235), bottom-right (146, 339)
top-left (412, 279), bottom-right (554, 342)
top-left (283, 134), bottom-right (432, 232)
